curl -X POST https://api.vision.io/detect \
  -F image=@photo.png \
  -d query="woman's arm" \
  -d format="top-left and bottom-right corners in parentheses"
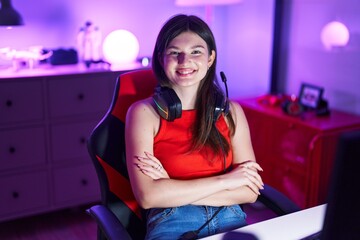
top-left (125, 99), bottom-right (263, 209)
top-left (192, 101), bottom-right (264, 206)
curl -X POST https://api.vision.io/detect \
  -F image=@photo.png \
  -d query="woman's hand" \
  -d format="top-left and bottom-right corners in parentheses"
top-left (224, 161), bottom-right (264, 195)
top-left (136, 151), bottom-right (170, 180)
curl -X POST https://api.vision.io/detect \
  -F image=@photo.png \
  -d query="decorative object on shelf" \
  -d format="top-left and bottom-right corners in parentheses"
top-left (298, 83), bottom-right (330, 116)
top-left (280, 83), bottom-right (330, 117)
top-left (257, 94), bottom-right (287, 107)
top-left (256, 94), bottom-right (304, 116)
top-left (77, 21), bottom-right (110, 69)
top-left (47, 48), bottom-right (78, 66)
top-left (0, 0), bottom-right (24, 27)
top-left (321, 21), bottom-right (350, 51)
top-left (299, 83), bottom-right (324, 109)
top-left (0, 46), bottom-right (52, 71)
top-left (102, 29), bottom-right (139, 69)
top-left (281, 94), bottom-right (304, 116)
top-left (256, 90), bottom-right (330, 118)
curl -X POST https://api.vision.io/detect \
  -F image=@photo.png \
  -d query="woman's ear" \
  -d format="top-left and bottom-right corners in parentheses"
top-left (158, 52), bottom-right (164, 67)
top-left (208, 50), bottom-right (216, 68)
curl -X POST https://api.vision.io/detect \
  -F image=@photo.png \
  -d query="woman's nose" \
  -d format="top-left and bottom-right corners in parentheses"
top-left (177, 53), bottom-right (189, 64)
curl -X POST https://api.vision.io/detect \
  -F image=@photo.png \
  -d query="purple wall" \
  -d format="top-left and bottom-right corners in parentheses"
top-left (283, 0), bottom-right (360, 115)
top-left (0, 0), bottom-right (274, 102)
top-left (2, 1), bottom-right (359, 115)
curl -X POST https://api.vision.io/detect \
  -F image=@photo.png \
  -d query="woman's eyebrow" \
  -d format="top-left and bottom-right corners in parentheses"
top-left (193, 44), bottom-right (206, 48)
top-left (166, 44), bottom-right (206, 50)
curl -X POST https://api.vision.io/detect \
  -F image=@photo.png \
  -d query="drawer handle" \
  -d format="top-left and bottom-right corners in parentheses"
top-left (9, 146), bottom-right (16, 154)
top-left (77, 93), bottom-right (85, 101)
top-left (81, 179), bottom-right (88, 186)
top-left (6, 100), bottom-right (13, 107)
top-left (12, 191), bottom-right (19, 199)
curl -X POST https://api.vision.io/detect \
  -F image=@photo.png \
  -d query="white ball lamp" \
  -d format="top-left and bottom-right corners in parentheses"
top-left (102, 29), bottom-right (140, 69)
top-left (321, 21), bottom-right (350, 51)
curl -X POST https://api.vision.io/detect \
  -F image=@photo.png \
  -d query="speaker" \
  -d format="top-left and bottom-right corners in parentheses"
top-left (153, 86), bottom-right (228, 122)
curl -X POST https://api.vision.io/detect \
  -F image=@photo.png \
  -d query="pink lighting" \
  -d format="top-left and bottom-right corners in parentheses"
top-left (102, 29), bottom-right (140, 67)
top-left (175, 0), bottom-right (242, 6)
top-left (175, 0), bottom-right (242, 26)
top-left (321, 21), bottom-right (350, 50)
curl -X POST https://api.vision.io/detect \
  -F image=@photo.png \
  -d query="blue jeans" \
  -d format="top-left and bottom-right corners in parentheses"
top-left (145, 204), bottom-right (247, 240)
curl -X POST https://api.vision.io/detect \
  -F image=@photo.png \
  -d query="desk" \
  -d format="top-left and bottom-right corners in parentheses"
top-left (201, 204), bottom-right (326, 240)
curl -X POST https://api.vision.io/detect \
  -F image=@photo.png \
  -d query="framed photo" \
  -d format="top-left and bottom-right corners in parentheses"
top-left (299, 83), bottom-right (324, 109)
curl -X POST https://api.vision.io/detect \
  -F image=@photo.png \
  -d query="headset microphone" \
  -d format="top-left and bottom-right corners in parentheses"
top-left (219, 71), bottom-right (230, 116)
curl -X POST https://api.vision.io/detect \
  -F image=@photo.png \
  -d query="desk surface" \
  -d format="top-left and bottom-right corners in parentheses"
top-left (0, 62), bottom-right (144, 79)
top-left (201, 204), bottom-right (326, 240)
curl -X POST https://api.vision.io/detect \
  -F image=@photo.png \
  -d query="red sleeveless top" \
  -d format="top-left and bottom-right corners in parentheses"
top-left (154, 110), bottom-right (233, 180)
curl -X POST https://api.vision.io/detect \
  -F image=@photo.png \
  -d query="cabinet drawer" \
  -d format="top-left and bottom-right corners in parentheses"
top-left (0, 127), bottom-right (47, 171)
top-left (50, 120), bottom-right (98, 163)
top-left (0, 80), bottom-right (44, 124)
top-left (0, 171), bottom-right (49, 217)
top-left (53, 163), bottom-right (100, 204)
top-left (272, 122), bottom-right (317, 167)
top-left (274, 165), bottom-right (307, 208)
top-left (48, 77), bottom-right (111, 118)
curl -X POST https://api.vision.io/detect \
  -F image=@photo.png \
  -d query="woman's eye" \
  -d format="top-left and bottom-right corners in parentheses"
top-left (192, 50), bottom-right (202, 55)
top-left (168, 51), bottom-right (179, 56)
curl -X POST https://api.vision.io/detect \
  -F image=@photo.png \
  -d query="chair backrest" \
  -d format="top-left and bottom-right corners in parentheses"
top-left (88, 69), bottom-right (157, 240)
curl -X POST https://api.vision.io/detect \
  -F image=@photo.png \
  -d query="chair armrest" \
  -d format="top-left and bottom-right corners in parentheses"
top-left (258, 184), bottom-right (301, 216)
top-left (86, 205), bottom-right (132, 240)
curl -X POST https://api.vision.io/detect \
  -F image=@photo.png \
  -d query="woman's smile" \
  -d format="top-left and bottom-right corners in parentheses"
top-left (176, 68), bottom-right (197, 77)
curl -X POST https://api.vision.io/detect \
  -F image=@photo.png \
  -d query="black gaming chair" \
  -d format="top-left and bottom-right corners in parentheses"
top-left (86, 69), bottom-right (301, 240)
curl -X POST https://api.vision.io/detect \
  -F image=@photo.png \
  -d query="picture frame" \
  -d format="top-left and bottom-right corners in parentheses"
top-left (299, 83), bottom-right (324, 109)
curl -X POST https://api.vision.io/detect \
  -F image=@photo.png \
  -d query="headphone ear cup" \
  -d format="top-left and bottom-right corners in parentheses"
top-left (153, 87), bottom-right (182, 121)
top-left (213, 92), bottom-right (228, 122)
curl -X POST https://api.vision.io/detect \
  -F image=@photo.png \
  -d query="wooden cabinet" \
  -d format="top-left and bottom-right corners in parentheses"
top-left (237, 97), bottom-right (360, 209)
top-left (0, 66), bottom-right (136, 222)
top-left (0, 171), bottom-right (49, 218)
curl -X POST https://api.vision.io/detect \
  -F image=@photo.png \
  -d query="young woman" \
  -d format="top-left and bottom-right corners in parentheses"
top-left (125, 14), bottom-right (264, 240)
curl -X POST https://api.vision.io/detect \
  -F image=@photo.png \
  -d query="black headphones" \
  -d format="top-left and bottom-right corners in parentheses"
top-left (153, 72), bottom-right (229, 122)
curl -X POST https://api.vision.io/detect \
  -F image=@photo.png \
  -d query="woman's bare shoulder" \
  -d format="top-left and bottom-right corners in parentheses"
top-left (126, 97), bottom-right (159, 121)
top-left (229, 100), bottom-right (246, 120)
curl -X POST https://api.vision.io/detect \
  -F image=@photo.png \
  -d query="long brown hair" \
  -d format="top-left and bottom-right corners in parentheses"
top-left (152, 14), bottom-right (235, 156)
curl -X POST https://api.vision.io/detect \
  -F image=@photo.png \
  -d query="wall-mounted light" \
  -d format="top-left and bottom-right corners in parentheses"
top-left (0, 0), bottom-right (24, 27)
top-left (321, 21), bottom-right (350, 51)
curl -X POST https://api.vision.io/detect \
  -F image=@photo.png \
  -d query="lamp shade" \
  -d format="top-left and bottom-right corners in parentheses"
top-left (321, 21), bottom-right (349, 50)
top-left (175, 0), bottom-right (242, 6)
top-left (0, 0), bottom-right (24, 26)
top-left (102, 29), bottom-right (140, 66)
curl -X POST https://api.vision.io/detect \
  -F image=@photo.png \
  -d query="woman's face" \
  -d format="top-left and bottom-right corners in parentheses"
top-left (161, 31), bottom-right (215, 89)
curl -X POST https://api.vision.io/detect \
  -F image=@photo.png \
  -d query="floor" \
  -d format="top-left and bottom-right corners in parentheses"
top-left (0, 204), bottom-right (98, 240)
top-left (0, 202), bottom-right (276, 240)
